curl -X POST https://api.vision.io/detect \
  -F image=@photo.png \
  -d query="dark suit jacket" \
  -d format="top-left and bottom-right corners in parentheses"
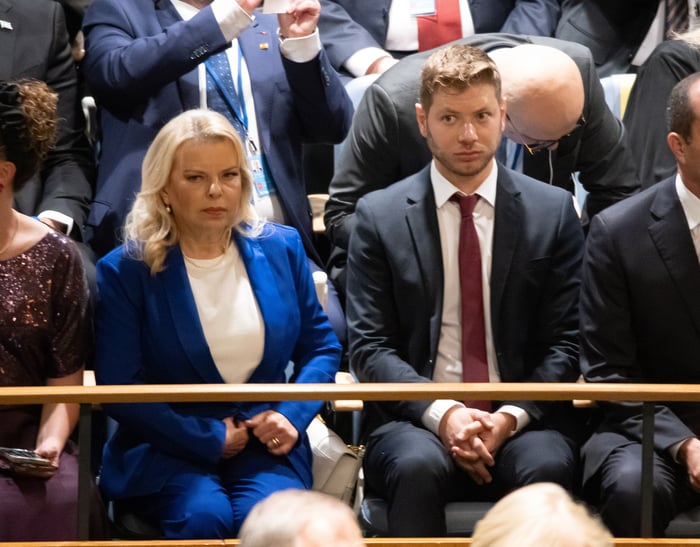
top-left (95, 223), bottom-right (341, 500)
top-left (82, 0), bottom-right (353, 258)
top-left (624, 39), bottom-right (700, 188)
top-left (580, 178), bottom-right (700, 480)
top-left (326, 34), bottom-right (639, 288)
top-left (555, 0), bottom-right (658, 77)
top-left (319, 0), bottom-right (561, 70)
top-left (346, 164), bottom-right (583, 437)
top-left (2, 0), bottom-right (94, 240)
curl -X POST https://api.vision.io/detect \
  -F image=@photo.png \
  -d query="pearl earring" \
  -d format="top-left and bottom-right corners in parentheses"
top-left (165, 205), bottom-right (172, 214)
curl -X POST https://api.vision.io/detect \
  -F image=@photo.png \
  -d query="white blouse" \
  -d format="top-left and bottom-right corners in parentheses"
top-left (184, 243), bottom-right (265, 384)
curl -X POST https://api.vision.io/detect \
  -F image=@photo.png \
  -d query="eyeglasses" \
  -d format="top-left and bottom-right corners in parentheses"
top-left (506, 113), bottom-right (587, 155)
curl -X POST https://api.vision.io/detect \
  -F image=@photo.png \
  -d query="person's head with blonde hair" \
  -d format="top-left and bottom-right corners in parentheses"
top-left (124, 108), bottom-right (260, 274)
top-left (471, 483), bottom-right (613, 547)
top-left (239, 489), bottom-right (364, 547)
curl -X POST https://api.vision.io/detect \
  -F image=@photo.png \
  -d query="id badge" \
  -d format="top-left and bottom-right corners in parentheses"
top-left (410, 0), bottom-right (436, 15)
top-left (250, 153), bottom-right (276, 198)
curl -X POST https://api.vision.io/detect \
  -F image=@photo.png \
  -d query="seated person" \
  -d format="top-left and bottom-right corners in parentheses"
top-left (0, 80), bottom-right (104, 540)
top-left (472, 483), bottom-right (613, 547)
top-left (318, 0), bottom-right (561, 77)
top-left (345, 44), bottom-right (585, 537)
top-left (239, 489), bottom-right (364, 547)
top-left (81, 0), bottom-right (352, 343)
top-left (580, 73), bottom-right (700, 536)
top-left (325, 34), bottom-right (639, 294)
top-left (94, 109), bottom-right (341, 539)
top-left (624, 27), bottom-right (700, 188)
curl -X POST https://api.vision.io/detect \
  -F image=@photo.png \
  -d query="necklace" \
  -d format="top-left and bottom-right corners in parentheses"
top-left (183, 243), bottom-right (232, 270)
top-left (0, 210), bottom-right (18, 258)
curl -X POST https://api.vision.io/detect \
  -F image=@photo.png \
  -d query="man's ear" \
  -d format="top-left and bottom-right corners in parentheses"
top-left (667, 132), bottom-right (685, 163)
top-left (415, 102), bottom-right (428, 138)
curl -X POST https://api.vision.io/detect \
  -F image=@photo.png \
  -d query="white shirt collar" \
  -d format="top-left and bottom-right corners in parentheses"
top-left (675, 175), bottom-right (700, 232)
top-left (431, 159), bottom-right (498, 209)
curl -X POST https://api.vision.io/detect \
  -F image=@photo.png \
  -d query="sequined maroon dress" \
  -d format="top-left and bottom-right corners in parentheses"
top-left (0, 231), bottom-right (94, 540)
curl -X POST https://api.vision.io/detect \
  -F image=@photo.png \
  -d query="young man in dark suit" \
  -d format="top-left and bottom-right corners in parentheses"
top-left (345, 43), bottom-right (584, 537)
top-left (580, 73), bottom-right (700, 537)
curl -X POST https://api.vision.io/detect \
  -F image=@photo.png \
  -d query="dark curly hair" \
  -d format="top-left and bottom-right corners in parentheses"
top-left (0, 79), bottom-right (58, 191)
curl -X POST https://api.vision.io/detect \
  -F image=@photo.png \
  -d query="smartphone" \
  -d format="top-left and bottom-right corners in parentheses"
top-left (0, 447), bottom-right (55, 469)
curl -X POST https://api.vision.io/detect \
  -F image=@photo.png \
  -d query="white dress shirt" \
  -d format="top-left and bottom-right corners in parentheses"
top-left (421, 159), bottom-right (529, 436)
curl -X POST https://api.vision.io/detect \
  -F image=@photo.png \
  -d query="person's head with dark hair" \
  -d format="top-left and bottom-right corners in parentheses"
top-left (666, 72), bottom-right (700, 195)
top-left (0, 79), bottom-right (57, 193)
top-left (666, 72), bottom-right (700, 141)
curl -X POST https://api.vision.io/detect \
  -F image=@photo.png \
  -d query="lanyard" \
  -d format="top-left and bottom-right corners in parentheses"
top-left (205, 46), bottom-right (249, 134)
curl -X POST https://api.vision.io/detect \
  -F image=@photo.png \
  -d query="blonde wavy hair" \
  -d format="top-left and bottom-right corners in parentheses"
top-left (124, 109), bottom-right (260, 274)
top-left (471, 483), bottom-right (613, 547)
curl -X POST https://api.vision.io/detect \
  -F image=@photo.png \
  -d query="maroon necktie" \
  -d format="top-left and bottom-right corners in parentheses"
top-left (452, 194), bottom-right (490, 412)
top-left (417, 0), bottom-right (462, 52)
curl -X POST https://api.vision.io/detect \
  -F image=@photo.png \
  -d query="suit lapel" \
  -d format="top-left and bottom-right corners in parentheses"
top-left (490, 169), bottom-right (523, 330)
top-left (404, 168), bottom-right (444, 360)
top-left (233, 232), bottom-right (281, 381)
top-left (648, 180), bottom-right (700, 337)
top-left (0, 0), bottom-right (16, 77)
top-left (161, 246), bottom-right (224, 383)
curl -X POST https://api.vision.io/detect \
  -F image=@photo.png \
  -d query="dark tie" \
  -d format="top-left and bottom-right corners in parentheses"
top-left (417, 0), bottom-right (462, 52)
top-left (205, 50), bottom-right (247, 143)
top-left (666, 0), bottom-right (689, 37)
top-left (451, 194), bottom-right (490, 412)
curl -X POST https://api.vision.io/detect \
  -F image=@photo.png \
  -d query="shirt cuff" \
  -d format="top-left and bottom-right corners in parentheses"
top-left (211, 0), bottom-right (254, 42)
top-left (669, 437), bottom-right (694, 463)
top-left (38, 210), bottom-right (74, 235)
top-left (343, 47), bottom-right (392, 77)
top-left (278, 28), bottom-right (322, 63)
top-left (421, 400), bottom-right (465, 436)
top-left (496, 404), bottom-right (530, 434)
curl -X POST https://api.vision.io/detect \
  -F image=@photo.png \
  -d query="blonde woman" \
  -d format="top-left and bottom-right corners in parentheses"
top-left (94, 109), bottom-right (341, 539)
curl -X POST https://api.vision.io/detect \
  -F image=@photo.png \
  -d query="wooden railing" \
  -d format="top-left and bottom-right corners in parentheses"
top-left (2, 382), bottom-right (700, 545)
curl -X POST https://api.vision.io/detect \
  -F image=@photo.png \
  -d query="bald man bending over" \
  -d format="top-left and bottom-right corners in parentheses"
top-left (325, 34), bottom-right (639, 295)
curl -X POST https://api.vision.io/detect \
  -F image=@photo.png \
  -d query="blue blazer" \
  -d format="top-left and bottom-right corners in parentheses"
top-left (82, 0), bottom-right (353, 258)
top-left (319, 0), bottom-right (561, 69)
top-left (95, 223), bottom-right (342, 500)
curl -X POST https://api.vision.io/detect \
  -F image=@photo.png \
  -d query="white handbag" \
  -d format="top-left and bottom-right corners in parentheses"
top-left (306, 416), bottom-right (364, 505)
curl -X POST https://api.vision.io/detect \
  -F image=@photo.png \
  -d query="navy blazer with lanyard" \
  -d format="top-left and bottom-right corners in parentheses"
top-left (82, 0), bottom-right (353, 260)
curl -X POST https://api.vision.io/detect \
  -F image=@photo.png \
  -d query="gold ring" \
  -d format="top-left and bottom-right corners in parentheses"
top-left (270, 437), bottom-right (281, 448)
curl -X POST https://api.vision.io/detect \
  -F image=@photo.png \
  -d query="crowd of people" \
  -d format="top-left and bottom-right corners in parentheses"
top-left (1, 0), bottom-right (700, 542)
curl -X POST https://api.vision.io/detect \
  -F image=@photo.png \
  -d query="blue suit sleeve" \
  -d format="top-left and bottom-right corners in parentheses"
top-left (95, 252), bottom-right (226, 466)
